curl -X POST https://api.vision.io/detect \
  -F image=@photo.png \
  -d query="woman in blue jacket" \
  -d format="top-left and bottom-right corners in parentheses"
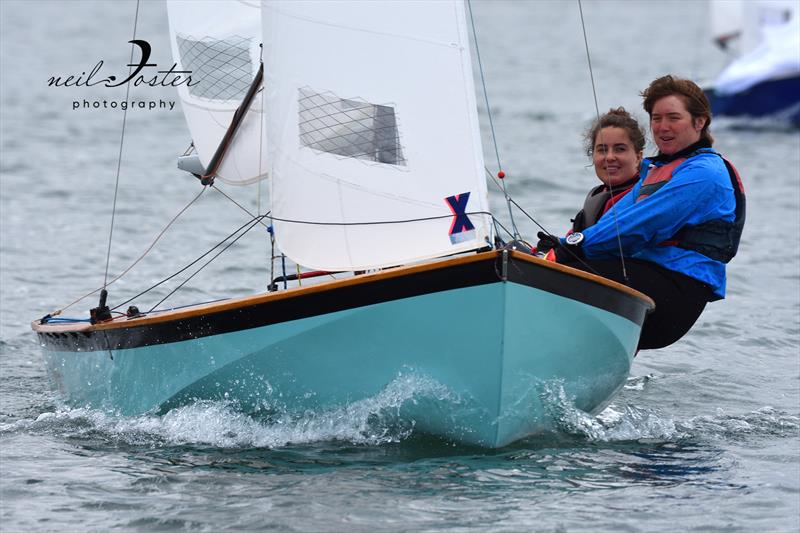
top-left (549, 75), bottom-right (745, 350)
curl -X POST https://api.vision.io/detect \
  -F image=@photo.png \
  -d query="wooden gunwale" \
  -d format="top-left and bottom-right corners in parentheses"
top-left (32, 250), bottom-right (654, 334)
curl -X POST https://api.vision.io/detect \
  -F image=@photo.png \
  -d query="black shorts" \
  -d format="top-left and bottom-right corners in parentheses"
top-left (566, 258), bottom-right (714, 350)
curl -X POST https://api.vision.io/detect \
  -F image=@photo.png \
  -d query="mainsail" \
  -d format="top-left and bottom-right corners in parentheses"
top-left (261, 0), bottom-right (492, 271)
top-left (167, 0), bottom-right (267, 185)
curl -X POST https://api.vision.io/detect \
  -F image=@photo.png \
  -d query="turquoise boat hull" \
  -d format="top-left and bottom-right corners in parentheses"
top-left (34, 251), bottom-right (652, 448)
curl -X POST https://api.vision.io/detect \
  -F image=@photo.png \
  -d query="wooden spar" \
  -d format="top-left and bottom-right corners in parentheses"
top-left (200, 62), bottom-right (265, 185)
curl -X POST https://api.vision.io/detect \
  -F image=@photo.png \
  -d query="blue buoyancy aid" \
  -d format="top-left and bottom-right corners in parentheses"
top-left (636, 149), bottom-right (745, 263)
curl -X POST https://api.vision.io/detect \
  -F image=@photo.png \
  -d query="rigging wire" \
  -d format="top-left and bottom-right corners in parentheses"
top-left (263, 211), bottom-right (494, 227)
top-left (104, 210), bottom-right (507, 312)
top-left (466, 0), bottom-right (520, 240)
top-left (577, 0), bottom-right (628, 283)
top-left (211, 183), bottom-right (270, 228)
top-left (508, 196), bottom-right (600, 275)
top-left (490, 217), bottom-right (514, 244)
top-left (41, 191), bottom-right (528, 320)
top-left (53, 186), bottom-right (494, 316)
top-left (111, 214), bottom-right (268, 312)
top-left (56, 185), bottom-right (208, 314)
top-left (482, 167), bottom-right (592, 269)
top-left (147, 216), bottom-right (265, 313)
top-left (103, 0), bottom-right (141, 288)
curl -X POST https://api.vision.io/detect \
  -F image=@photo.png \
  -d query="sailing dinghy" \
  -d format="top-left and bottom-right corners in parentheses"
top-left (32, 0), bottom-right (653, 448)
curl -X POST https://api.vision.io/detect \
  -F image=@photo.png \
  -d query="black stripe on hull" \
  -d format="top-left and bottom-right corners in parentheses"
top-left (37, 253), bottom-right (650, 352)
top-left (505, 257), bottom-right (650, 328)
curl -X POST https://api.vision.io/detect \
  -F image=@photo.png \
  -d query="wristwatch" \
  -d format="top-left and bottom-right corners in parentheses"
top-left (565, 232), bottom-right (584, 246)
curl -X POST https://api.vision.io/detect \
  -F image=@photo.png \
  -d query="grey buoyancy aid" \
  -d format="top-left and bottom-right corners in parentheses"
top-left (636, 149), bottom-right (745, 263)
top-left (572, 179), bottom-right (637, 233)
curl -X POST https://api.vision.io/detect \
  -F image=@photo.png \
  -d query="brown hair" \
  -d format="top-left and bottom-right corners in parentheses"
top-left (584, 107), bottom-right (646, 157)
top-left (641, 74), bottom-right (714, 145)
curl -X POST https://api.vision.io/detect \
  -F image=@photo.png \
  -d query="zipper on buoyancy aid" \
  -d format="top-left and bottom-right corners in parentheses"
top-left (637, 148), bottom-right (746, 263)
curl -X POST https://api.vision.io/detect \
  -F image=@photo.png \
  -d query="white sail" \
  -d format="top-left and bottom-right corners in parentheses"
top-left (167, 0), bottom-right (267, 185)
top-left (261, 0), bottom-right (492, 271)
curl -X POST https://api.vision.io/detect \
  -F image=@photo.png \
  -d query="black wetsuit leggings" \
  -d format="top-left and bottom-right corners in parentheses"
top-left (567, 259), bottom-right (713, 350)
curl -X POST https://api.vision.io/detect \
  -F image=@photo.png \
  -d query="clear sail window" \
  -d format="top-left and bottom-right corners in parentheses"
top-left (298, 88), bottom-right (406, 166)
top-left (176, 35), bottom-right (253, 101)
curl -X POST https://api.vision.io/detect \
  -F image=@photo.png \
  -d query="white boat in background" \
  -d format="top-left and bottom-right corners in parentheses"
top-left (32, 1), bottom-right (653, 448)
top-left (705, 0), bottom-right (800, 125)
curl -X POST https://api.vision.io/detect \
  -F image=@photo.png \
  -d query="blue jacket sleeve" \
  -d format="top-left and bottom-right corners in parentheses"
top-left (578, 155), bottom-right (735, 259)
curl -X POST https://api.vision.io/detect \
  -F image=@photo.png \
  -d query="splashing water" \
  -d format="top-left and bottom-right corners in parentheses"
top-left (535, 378), bottom-right (800, 447)
top-left (4, 368), bottom-right (794, 454)
top-left (540, 381), bottom-right (684, 442)
top-left (0, 372), bottom-right (463, 448)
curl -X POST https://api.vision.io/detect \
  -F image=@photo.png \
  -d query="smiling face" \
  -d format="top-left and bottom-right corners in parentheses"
top-left (650, 95), bottom-right (707, 155)
top-left (592, 126), bottom-right (643, 187)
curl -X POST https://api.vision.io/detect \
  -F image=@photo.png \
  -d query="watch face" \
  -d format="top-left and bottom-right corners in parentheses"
top-left (566, 232), bottom-right (584, 246)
